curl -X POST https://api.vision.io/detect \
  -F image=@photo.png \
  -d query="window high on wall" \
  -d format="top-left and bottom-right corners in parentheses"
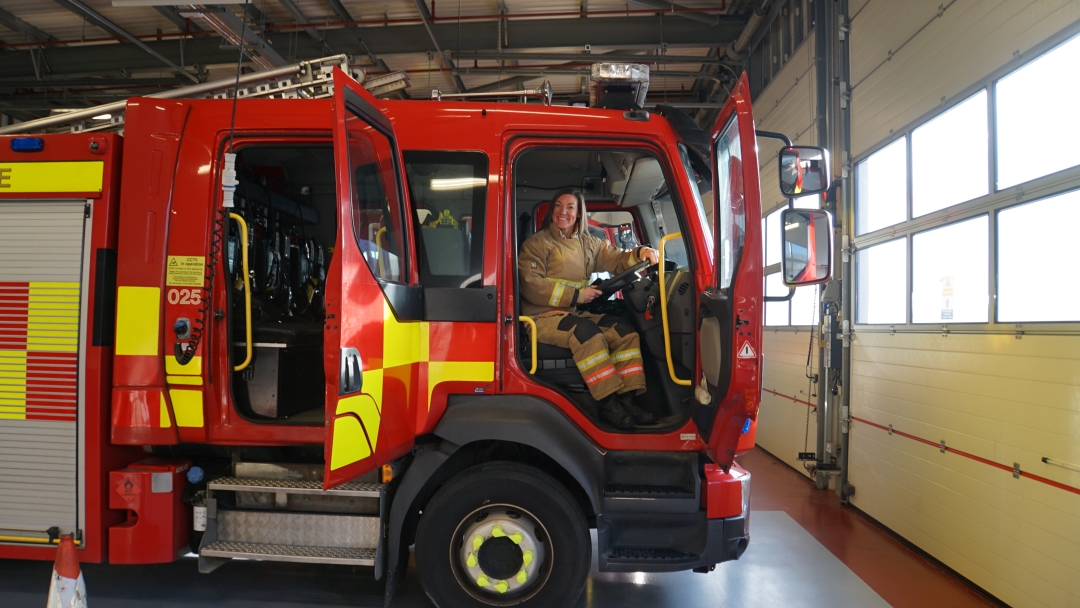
top-left (852, 29), bottom-right (1080, 328)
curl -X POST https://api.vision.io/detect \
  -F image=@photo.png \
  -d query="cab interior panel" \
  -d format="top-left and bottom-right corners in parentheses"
top-left (227, 144), bottom-right (336, 425)
top-left (514, 147), bottom-right (696, 432)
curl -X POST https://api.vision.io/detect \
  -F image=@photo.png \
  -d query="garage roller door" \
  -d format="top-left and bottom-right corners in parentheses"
top-left (0, 200), bottom-right (86, 541)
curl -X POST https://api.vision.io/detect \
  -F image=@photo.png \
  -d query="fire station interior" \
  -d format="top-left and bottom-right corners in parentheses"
top-left (226, 144), bottom-right (335, 425)
top-left (514, 147), bottom-right (702, 431)
top-left (4, 2), bottom-right (1077, 608)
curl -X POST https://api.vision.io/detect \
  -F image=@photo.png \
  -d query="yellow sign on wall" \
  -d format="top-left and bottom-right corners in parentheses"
top-left (0, 161), bottom-right (103, 193)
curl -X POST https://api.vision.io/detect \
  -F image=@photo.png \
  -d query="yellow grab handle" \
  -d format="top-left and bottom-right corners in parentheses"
top-left (658, 233), bottom-right (692, 386)
top-left (229, 213), bottom-right (253, 372)
top-left (375, 226), bottom-right (388, 279)
top-left (518, 316), bottom-right (538, 374)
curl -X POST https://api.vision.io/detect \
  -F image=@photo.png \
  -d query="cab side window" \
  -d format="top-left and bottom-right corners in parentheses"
top-left (348, 115), bottom-right (407, 283)
top-left (403, 151), bottom-right (488, 288)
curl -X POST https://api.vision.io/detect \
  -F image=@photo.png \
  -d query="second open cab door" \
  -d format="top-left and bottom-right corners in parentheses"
top-left (695, 73), bottom-right (764, 469)
top-left (324, 69), bottom-right (422, 489)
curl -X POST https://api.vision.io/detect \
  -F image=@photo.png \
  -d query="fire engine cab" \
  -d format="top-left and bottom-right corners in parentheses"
top-left (0, 57), bottom-right (831, 607)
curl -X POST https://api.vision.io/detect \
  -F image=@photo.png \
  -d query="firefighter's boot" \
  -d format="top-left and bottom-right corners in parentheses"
top-left (618, 392), bottom-right (658, 425)
top-left (598, 396), bottom-right (635, 430)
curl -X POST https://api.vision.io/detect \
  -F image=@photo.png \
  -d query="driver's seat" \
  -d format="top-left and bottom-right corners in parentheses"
top-left (519, 324), bottom-right (587, 392)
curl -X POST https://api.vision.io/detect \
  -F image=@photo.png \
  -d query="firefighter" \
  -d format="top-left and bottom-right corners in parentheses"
top-left (519, 189), bottom-right (660, 429)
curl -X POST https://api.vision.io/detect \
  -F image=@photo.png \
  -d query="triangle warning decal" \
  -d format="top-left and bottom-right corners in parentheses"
top-left (737, 341), bottom-right (756, 359)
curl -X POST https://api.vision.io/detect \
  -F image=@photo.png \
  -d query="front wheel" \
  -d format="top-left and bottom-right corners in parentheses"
top-left (414, 462), bottom-right (591, 608)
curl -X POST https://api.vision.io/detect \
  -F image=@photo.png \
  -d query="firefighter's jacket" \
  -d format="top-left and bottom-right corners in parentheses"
top-left (519, 223), bottom-right (642, 316)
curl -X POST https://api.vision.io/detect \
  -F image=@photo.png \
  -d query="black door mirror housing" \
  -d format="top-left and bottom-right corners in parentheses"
top-left (779, 146), bottom-right (831, 197)
top-left (780, 208), bottom-right (833, 286)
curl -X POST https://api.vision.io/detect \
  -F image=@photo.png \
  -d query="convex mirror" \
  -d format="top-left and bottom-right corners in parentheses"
top-left (778, 146), bottom-right (831, 197)
top-left (780, 208), bottom-right (833, 286)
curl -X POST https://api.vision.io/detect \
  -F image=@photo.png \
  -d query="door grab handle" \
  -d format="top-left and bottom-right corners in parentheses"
top-left (658, 233), bottom-right (692, 386)
top-left (518, 316), bottom-right (537, 374)
top-left (340, 347), bottom-right (363, 394)
top-left (229, 213), bottom-right (252, 372)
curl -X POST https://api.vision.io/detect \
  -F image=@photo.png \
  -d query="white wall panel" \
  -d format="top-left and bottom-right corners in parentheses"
top-left (849, 332), bottom-right (1080, 608)
top-left (850, 0), bottom-right (1080, 157)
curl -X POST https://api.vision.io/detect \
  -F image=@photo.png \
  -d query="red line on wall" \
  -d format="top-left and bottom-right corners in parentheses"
top-left (852, 416), bottom-right (1080, 497)
top-left (762, 388), bottom-right (816, 409)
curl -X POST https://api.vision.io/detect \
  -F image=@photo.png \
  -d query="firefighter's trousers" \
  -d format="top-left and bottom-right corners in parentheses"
top-left (531, 311), bottom-right (646, 401)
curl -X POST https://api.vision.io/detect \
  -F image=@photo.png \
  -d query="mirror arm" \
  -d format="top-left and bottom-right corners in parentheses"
top-left (764, 286), bottom-right (796, 303)
top-left (755, 129), bottom-right (793, 146)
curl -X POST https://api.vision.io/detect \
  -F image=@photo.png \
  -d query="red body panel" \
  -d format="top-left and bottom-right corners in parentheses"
top-left (702, 462), bottom-right (750, 519)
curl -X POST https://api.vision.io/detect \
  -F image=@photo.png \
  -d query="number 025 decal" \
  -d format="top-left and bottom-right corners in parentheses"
top-left (167, 288), bottom-right (203, 305)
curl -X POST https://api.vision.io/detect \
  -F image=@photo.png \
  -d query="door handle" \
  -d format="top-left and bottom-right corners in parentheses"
top-left (339, 347), bottom-right (363, 395)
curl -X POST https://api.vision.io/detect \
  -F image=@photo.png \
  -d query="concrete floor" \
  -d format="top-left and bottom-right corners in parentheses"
top-left (0, 449), bottom-right (996, 608)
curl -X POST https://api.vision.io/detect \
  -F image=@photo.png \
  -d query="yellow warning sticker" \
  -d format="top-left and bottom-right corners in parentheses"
top-left (166, 256), bottom-right (206, 287)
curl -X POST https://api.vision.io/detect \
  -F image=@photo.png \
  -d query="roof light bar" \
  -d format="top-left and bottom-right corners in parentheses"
top-left (589, 63), bottom-right (650, 110)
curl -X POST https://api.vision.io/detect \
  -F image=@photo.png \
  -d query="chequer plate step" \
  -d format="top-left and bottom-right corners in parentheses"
top-left (201, 541), bottom-right (376, 566)
top-left (208, 477), bottom-right (383, 497)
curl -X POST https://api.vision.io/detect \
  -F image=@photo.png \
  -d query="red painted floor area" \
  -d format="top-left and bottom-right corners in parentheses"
top-left (740, 447), bottom-right (999, 608)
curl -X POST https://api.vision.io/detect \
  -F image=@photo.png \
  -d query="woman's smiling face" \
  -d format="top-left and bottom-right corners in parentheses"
top-left (551, 194), bottom-right (579, 236)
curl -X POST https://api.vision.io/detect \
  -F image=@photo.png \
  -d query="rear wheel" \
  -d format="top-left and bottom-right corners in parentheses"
top-left (414, 462), bottom-right (591, 608)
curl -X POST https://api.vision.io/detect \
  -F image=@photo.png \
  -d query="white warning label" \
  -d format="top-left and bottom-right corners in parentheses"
top-left (166, 256), bottom-right (206, 287)
top-left (737, 341), bottom-right (756, 359)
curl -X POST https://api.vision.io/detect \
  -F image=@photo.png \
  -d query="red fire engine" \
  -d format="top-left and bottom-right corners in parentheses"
top-left (0, 58), bottom-right (831, 607)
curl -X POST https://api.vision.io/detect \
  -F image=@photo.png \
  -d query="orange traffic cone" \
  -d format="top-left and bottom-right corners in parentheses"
top-left (46, 536), bottom-right (86, 608)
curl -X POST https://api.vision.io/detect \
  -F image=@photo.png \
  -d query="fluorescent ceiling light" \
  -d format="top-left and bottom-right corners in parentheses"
top-left (92, 114), bottom-right (111, 120)
top-left (112, 0), bottom-right (249, 6)
top-left (784, 222), bottom-right (799, 230)
top-left (430, 177), bottom-right (486, 191)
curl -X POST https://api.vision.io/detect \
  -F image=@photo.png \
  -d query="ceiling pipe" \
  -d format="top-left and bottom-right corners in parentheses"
top-left (181, 4), bottom-right (288, 70)
top-left (726, 0), bottom-right (770, 61)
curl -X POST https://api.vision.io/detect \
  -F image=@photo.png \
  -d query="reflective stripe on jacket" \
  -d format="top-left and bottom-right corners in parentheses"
top-left (519, 223), bottom-right (640, 316)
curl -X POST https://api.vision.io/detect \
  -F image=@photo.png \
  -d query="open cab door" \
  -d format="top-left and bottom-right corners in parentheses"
top-left (695, 73), bottom-right (763, 469)
top-left (324, 69), bottom-right (422, 489)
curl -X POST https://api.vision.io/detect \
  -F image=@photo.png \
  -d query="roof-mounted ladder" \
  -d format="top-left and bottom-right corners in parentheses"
top-left (0, 55), bottom-right (410, 135)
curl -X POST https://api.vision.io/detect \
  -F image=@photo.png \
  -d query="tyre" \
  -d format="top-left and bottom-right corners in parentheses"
top-left (414, 462), bottom-right (591, 608)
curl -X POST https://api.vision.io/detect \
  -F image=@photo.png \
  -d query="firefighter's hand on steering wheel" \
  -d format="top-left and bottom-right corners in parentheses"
top-left (638, 247), bottom-right (660, 266)
top-left (580, 286), bottom-right (603, 303)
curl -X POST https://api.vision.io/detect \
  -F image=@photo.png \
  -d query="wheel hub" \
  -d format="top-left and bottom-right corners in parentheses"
top-left (457, 508), bottom-right (547, 596)
top-left (476, 536), bottom-right (523, 580)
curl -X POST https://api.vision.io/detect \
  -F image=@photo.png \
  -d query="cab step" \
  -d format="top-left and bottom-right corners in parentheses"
top-left (200, 541), bottom-right (376, 566)
top-left (208, 476), bottom-right (383, 497)
top-left (607, 547), bottom-right (697, 561)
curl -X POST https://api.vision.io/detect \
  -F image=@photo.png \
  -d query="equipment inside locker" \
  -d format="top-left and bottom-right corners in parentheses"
top-left (226, 145), bottom-right (335, 425)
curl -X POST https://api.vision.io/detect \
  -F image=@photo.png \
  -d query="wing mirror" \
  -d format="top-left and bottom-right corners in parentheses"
top-left (778, 146), bottom-right (831, 197)
top-left (780, 208), bottom-right (833, 286)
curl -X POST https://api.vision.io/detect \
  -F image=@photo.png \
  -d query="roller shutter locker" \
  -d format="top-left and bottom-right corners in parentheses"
top-left (0, 200), bottom-right (86, 541)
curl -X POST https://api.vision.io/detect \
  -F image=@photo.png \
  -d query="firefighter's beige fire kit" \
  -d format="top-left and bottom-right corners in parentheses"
top-left (519, 198), bottom-right (658, 429)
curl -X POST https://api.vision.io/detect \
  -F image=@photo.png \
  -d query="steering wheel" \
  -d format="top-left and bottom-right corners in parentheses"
top-left (593, 261), bottom-right (650, 299)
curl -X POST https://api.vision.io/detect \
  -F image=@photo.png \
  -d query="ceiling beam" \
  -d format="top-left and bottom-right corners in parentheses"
top-left (324, 0), bottom-right (353, 22)
top-left (623, 0), bottom-right (721, 26)
top-left (466, 75), bottom-right (537, 93)
top-left (192, 5), bottom-right (289, 70)
top-left (411, 0), bottom-right (465, 93)
top-left (0, 7), bottom-right (56, 43)
top-left (0, 15), bottom-right (745, 80)
top-left (276, 0), bottom-right (331, 47)
top-left (453, 51), bottom-right (723, 64)
top-left (54, 0), bottom-right (198, 82)
top-left (154, 6), bottom-right (203, 33)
